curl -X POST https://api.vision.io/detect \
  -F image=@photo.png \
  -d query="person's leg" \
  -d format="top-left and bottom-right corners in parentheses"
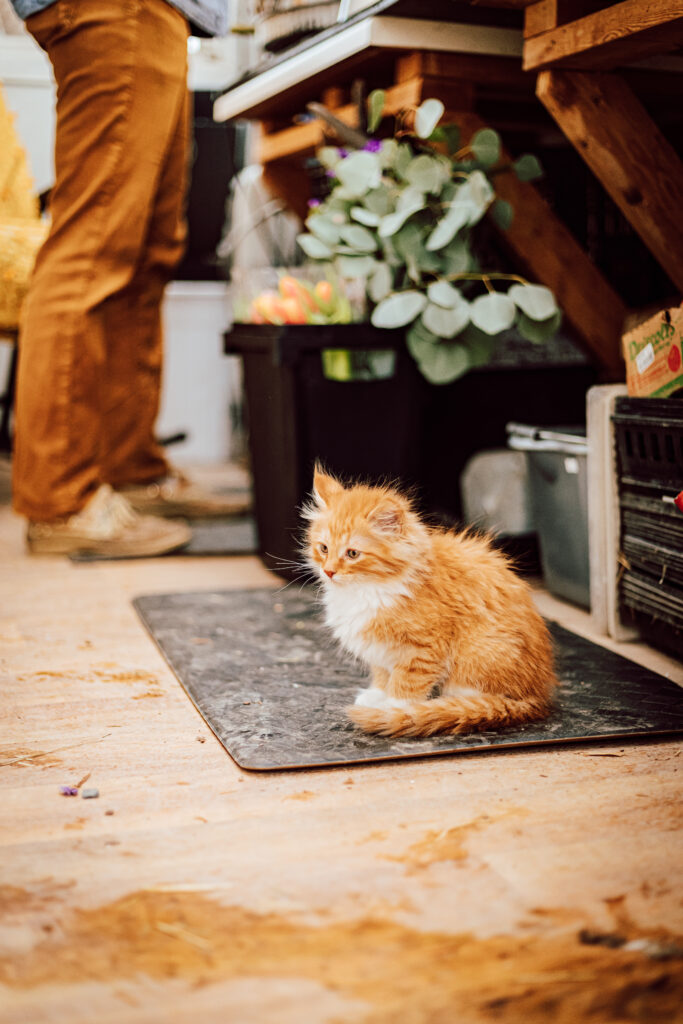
top-left (12, 0), bottom-right (189, 522)
top-left (99, 82), bottom-right (191, 489)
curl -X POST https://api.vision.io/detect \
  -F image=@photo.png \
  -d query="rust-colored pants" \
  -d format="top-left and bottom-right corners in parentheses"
top-left (13, 0), bottom-right (190, 522)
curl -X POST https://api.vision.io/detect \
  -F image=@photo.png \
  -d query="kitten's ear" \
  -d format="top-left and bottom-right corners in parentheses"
top-left (313, 465), bottom-right (344, 507)
top-left (368, 501), bottom-right (405, 536)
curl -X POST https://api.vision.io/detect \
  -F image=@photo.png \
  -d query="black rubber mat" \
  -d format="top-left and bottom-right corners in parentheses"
top-left (70, 516), bottom-right (257, 562)
top-left (133, 588), bottom-right (683, 771)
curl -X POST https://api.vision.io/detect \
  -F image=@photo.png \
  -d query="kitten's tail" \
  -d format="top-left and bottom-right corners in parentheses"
top-left (348, 691), bottom-right (551, 737)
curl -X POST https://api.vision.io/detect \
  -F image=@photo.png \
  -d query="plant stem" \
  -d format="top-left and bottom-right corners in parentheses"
top-left (444, 271), bottom-right (529, 286)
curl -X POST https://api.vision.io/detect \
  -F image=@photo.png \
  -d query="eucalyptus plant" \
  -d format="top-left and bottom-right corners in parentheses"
top-left (296, 93), bottom-right (562, 384)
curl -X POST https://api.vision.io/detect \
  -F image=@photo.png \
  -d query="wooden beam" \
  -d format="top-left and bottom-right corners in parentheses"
top-left (467, 0), bottom-right (538, 8)
top-left (459, 113), bottom-right (628, 377)
top-left (537, 69), bottom-right (683, 293)
top-left (394, 52), bottom-right (528, 90)
top-left (524, 0), bottom-right (683, 71)
top-left (524, 0), bottom-right (607, 38)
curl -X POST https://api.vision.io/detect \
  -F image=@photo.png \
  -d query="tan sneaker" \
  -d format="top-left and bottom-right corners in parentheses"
top-left (117, 469), bottom-right (251, 519)
top-left (27, 485), bottom-right (192, 557)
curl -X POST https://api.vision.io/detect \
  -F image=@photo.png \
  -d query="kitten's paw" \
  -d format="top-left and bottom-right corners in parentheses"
top-left (354, 688), bottom-right (411, 710)
top-left (354, 687), bottom-right (389, 708)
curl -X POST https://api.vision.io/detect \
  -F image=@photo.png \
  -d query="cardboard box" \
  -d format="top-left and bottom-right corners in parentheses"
top-left (622, 305), bottom-right (683, 398)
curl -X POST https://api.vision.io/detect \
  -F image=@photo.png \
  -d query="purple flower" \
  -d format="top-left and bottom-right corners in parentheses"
top-left (307, 198), bottom-right (321, 208)
top-left (326, 168), bottom-right (337, 178)
top-left (337, 148), bottom-right (349, 159)
top-left (363, 139), bottom-right (382, 153)
top-left (60, 786), bottom-right (78, 796)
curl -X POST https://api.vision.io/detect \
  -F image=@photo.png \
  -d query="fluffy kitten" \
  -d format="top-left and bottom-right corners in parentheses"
top-left (305, 467), bottom-right (557, 737)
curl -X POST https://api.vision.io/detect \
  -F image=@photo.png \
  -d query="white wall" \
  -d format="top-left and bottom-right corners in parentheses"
top-left (0, 33), bottom-right (55, 194)
top-left (159, 282), bottom-right (241, 465)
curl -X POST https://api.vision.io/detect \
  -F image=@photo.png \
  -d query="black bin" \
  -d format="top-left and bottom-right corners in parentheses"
top-left (224, 323), bottom-right (596, 576)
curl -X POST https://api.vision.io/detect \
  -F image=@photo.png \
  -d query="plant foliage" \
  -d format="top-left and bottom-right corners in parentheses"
top-left (297, 94), bottom-right (561, 383)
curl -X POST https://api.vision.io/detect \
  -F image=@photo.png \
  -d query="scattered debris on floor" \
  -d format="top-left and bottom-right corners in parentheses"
top-left (580, 929), bottom-right (683, 960)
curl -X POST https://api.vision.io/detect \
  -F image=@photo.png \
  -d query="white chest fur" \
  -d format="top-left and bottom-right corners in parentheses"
top-left (322, 579), bottom-right (410, 668)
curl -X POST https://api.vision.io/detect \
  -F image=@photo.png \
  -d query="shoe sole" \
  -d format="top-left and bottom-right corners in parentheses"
top-left (27, 527), bottom-right (192, 557)
top-left (124, 498), bottom-right (252, 519)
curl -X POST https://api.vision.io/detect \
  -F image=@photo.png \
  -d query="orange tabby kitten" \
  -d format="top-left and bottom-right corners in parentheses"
top-left (305, 467), bottom-right (557, 736)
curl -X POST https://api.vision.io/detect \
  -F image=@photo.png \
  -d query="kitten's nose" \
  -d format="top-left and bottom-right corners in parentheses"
top-left (324, 569), bottom-right (335, 578)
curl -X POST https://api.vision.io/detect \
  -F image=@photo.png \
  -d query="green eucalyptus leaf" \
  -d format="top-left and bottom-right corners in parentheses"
top-left (338, 223), bottom-right (378, 252)
top-left (517, 308), bottom-right (562, 343)
top-left (332, 186), bottom-right (362, 201)
top-left (317, 146), bottom-right (343, 170)
top-left (406, 320), bottom-right (437, 361)
top-left (406, 319), bottom-right (436, 349)
top-left (392, 221), bottom-right (423, 256)
top-left (427, 278), bottom-right (464, 309)
top-left (335, 151), bottom-right (381, 197)
top-left (405, 154), bottom-right (443, 194)
top-left (371, 290), bottom-right (427, 329)
top-left (441, 181), bottom-right (458, 203)
top-left (415, 98), bottom-right (445, 139)
top-left (380, 236), bottom-right (402, 266)
top-left (508, 283), bottom-right (558, 321)
top-left (513, 154), bottom-right (543, 182)
top-left (491, 198), bottom-right (514, 231)
top-left (422, 300), bottom-right (470, 339)
top-left (395, 143), bottom-right (414, 181)
top-left (459, 170), bottom-right (496, 225)
top-left (470, 128), bottom-right (501, 167)
top-left (397, 186), bottom-right (425, 213)
top-left (439, 236), bottom-right (472, 275)
top-left (350, 205), bottom-right (381, 227)
top-left (368, 262), bottom-right (393, 303)
top-left (442, 124), bottom-right (461, 155)
top-left (367, 89), bottom-right (385, 133)
top-left (459, 324), bottom-right (496, 366)
top-left (469, 292), bottom-right (516, 335)
top-left (407, 322), bottom-right (470, 384)
top-left (297, 233), bottom-right (334, 260)
top-left (393, 222), bottom-right (424, 283)
top-left (325, 196), bottom-right (352, 217)
top-left (378, 202), bottom-right (422, 238)
top-left (306, 215), bottom-right (341, 246)
top-left (378, 138), bottom-right (399, 169)
top-left (364, 185), bottom-right (393, 217)
top-left (425, 201), bottom-right (471, 251)
top-left (414, 246), bottom-right (442, 274)
top-left (335, 254), bottom-right (377, 278)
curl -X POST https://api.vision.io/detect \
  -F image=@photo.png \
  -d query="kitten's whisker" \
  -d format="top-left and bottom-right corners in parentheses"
top-left (275, 570), bottom-right (317, 594)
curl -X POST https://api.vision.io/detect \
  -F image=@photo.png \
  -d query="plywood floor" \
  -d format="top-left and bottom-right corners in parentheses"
top-left (1, 460), bottom-right (682, 1024)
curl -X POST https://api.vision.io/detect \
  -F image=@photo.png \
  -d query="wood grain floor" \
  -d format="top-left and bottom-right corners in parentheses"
top-left (1, 462), bottom-right (682, 1024)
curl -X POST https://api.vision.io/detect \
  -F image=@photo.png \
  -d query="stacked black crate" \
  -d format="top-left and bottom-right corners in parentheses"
top-left (613, 397), bottom-right (683, 657)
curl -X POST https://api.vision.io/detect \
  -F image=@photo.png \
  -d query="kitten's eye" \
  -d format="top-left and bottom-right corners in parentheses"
top-left (346, 548), bottom-right (359, 560)
top-left (319, 543), bottom-right (328, 555)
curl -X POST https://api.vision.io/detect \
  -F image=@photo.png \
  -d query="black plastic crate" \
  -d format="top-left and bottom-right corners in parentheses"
top-left (620, 569), bottom-right (683, 633)
top-left (613, 396), bottom-right (683, 485)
